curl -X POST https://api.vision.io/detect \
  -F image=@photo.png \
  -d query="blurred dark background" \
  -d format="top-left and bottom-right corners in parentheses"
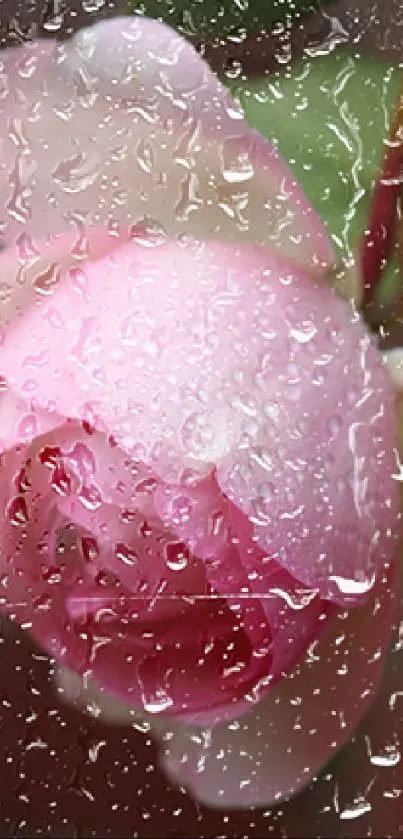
top-left (0, 0), bottom-right (403, 68)
top-left (0, 616), bottom-right (400, 839)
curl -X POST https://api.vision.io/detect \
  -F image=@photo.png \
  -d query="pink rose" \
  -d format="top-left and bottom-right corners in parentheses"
top-left (0, 16), bottom-right (399, 806)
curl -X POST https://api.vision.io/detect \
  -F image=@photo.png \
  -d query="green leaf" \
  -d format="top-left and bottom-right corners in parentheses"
top-left (232, 52), bottom-right (402, 302)
top-left (232, 52), bottom-right (401, 257)
top-left (125, 0), bottom-right (332, 38)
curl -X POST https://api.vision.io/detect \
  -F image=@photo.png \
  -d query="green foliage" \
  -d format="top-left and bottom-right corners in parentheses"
top-left (234, 52), bottom-right (401, 301)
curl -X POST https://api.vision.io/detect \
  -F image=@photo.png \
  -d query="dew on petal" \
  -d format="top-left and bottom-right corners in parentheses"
top-left (115, 543), bottom-right (138, 567)
top-left (165, 542), bottom-right (189, 572)
top-left (6, 495), bottom-right (29, 526)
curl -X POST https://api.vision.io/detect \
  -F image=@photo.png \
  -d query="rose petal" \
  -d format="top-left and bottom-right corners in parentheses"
top-left (0, 418), bottom-right (273, 722)
top-left (55, 665), bottom-right (143, 726)
top-left (0, 385), bottom-right (64, 450)
top-left (153, 470), bottom-right (333, 694)
top-left (0, 443), bottom-right (88, 671)
top-left (156, 561), bottom-right (398, 808)
top-left (1, 233), bottom-right (398, 604)
top-left (80, 593), bottom-right (266, 722)
top-left (384, 347), bottom-right (403, 390)
top-left (0, 17), bottom-right (332, 272)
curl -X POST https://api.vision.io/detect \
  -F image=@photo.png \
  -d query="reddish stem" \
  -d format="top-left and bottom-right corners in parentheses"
top-left (360, 86), bottom-right (403, 308)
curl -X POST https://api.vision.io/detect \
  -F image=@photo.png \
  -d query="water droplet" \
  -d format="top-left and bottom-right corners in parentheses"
top-left (119, 508), bottom-right (136, 525)
top-left (82, 0), bottom-right (105, 11)
top-left (42, 10), bottom-right (64, 32)
top-left (136, 477), bottom-right (157, 495)
top-left (42, 566), bottom-right (62, 585)
top-left (312, 370), bottom-right (324, 387)
top-left (286, 361), bottom-right (300, 381)
top-left (263, 401), bottom-right (280, 421)
top-left (142, 692), bottom-right (174, 714)
top-left (329, 573), bottom-right (375, 596)
top-left (231, 393), bottom-right (257, 417)
top-left (68, 442), bottom-right (96, 479)
top-left (94, 570), bottom-right (115, 588)
top-left (115, 543), bottom-right (138, 566)
top-left (51, 463), bottom-right (72, 497)
top-left (327, 414), bottom-right (343, 437)
top-left (7, 495), bottom-right (29, 526)
top-left (339, 799), bottom-right (372, 821)
top-left (142, 337), bottom-right (160, 358)
top-left (210, 510), bottom-right (225, 537)
top-left (170, 494), bottom-right (192, 526)
top-left (250, 496), bottom-right (271, 524)
top-left (242, 417), bottom-right (259, 436)
top-left (0, 283), bottom-right (13, 303)
top-left (78, 484), bottom-right (102, 511)
top-left (285, 383), bottom-right (302, 402)
top-left (52, 151), bottom-right (101, 193)
top-left (289, 320), bottom-right (317, 344)
top-left (43, 306), bottom-right (65, 329)
top-left (269, 585), bottom-right (317, 611)
top-left (165, 542), bottom-right (189, 571)
top-left (366, 738), bottom-right (401, 767)
top-left (34, 263), bottom-right (61, 295)
top-left (336, 476), bottom-right (348, 493)
top-left (69, 267), bottom-right (89, 300)
top-left (327, 324), bottom-right (343, 345)
top-left (17, 413), bottom-right (38, 439)
top-left (295, 415), bottom-right (308, 435)
top-left (180, 412), bottom-right (214, 458)
top-left (139, 520), bottom-right (153, 538)
top-left (222, 155), bottom-right (254, 183)
top-left (38, 445), bottom-right (61, 468)
top-left (81, 536), bottom-right (99, 563)
top-left (257, 481), bottom-right (275, 501)
top-left (136, 138), bottom-right (154, 174)
top-left (250, 446), bottom-right (274, 472)
top-left (347, 386), bottom-right (359, 407)
top-left (16, 465), bottom-right (31, 493)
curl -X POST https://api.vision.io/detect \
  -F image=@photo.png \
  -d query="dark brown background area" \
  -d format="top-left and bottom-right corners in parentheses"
top-left (0, 0), bottom-right (126, 45)
top-left (0, 617), bottom-right (401, 839)
top-left (1, 1), bottom-right (403, 67)
top-left (0, 2), bottom-right (402, 837)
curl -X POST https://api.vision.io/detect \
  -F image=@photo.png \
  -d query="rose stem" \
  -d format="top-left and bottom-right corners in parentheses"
top-left (360, 83), bottom-right (403, 309)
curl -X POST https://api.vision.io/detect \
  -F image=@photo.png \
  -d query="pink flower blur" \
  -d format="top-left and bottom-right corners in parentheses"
top-left (0, 16), bottom-right (399, 806)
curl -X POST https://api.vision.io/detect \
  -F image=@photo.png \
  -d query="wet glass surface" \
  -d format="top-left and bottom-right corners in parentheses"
top-left (0, 2), bottom-right (401, 837)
